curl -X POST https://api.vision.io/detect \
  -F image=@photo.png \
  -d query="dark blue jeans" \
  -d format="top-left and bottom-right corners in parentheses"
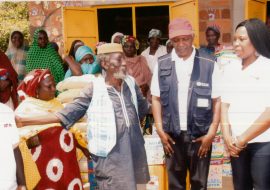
top-left (231, 141), bottom-right (270, 190)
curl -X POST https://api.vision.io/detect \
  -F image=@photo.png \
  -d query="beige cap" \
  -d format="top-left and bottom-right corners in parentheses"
top-left (97, 43), bottom-right (123, 55)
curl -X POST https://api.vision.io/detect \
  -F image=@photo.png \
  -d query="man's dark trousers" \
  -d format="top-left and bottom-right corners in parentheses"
top-left (165, 131), bottom-right (212, 190)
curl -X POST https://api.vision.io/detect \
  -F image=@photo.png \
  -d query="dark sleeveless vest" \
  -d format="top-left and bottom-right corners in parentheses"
top-left (158, 49), bottom-right (215, 140)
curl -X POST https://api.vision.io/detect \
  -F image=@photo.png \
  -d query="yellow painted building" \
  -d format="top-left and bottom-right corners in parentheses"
top-left (28, 0), bottom-right (269, 58)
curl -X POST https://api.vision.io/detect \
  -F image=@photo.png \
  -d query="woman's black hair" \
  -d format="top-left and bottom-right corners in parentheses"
top-left (11, 31), bottom-right (23, 39)
top-left (68, 40), bottom-right (81, 59)
top-left (236, 18), bottom-right (270, 58)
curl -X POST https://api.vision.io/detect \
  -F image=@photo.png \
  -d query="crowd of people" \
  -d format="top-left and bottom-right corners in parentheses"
top-left (1, 16), bottom-right (270, 190)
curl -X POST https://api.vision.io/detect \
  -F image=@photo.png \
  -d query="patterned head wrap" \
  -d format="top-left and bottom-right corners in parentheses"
top-left (75, 46), bottom-right (94, 63)
top-left (121, 35), bottom-right (140, 50)
top-left (26, 29), bottom-right (65, 85)
top-left (18, 69), bottom-right (52, 101)
top-left (206, 24), bottom-right (221, 34)
top-left (148, 29), bottom-right (162, 41)
top-left (95, 42), bottom-right (107, 50)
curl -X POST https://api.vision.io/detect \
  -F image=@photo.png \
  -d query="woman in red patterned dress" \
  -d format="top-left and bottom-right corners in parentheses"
top-left (15, 69), bottom-right (90, 190)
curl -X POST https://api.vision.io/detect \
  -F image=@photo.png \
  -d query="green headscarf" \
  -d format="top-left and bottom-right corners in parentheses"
top-left (26, 29), bottom-right (65, 85)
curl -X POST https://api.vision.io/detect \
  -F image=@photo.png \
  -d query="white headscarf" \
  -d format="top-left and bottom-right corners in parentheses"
top-left (111, 32), bottom-right (124, 43)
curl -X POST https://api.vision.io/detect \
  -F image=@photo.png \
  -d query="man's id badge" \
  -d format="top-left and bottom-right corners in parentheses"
top-left (196, 98), bottom-right (209, 108)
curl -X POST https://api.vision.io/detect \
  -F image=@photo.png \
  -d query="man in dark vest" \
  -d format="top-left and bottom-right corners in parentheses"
top-left (151, 17), bottom-right (222, 190)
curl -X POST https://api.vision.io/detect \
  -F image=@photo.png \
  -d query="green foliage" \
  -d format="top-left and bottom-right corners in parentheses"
top-left (0, 1), bottom-right (30, 52)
